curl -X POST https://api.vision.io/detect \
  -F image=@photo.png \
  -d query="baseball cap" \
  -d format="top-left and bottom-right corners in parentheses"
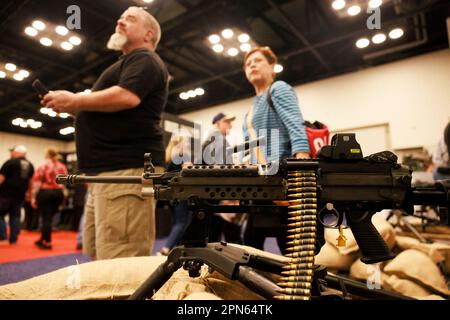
top-left (9, 145), bottom-right (27, 154)
top-left (212, 112), bottom-right (236, 125)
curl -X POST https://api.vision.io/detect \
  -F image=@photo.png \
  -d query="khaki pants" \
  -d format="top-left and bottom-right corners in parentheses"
top-left (82, 167), bottom-right (164, 260)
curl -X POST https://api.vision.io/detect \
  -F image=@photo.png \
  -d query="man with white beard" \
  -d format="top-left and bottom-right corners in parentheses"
top-left (42, 7), bottom-right (168, 260)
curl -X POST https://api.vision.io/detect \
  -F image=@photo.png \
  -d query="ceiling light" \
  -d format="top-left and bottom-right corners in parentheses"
top-left (32, 20), bottom-right (46, 31)
top-left (238, 33), bottom-right (250, 43)
top-left (208, 34), bottom-right (221, 44)
top-left (212, 44), bottom-right (224, 53)
top-left (60, 126), bottom-right (75, 135)
top-left (25, 19), bottom-right (84, 51)
top-left (0, 71), bottom-right (5, 78)
top-left (61, 41), bottom-right (73, 50)
top-left (142, 0), bottom-right (154, 3)
top-left (179, 92), bottom-right (189, 100)
top-left (20, 122), bottom-right (28, 128)
top-left (227, 48), bottom-right (239, 56)
top-left (347, 5), bottom-right (361, 16)
top-left (40, 37), bottom-right (53, 46)
top-left (274, 64), bottom-right (284, 73)
top-left (12, 118), bottom-right (21, 126)
top-left (372, 33), bottom-right (387, 44)
top-left (59, 113), bottom-right (70, 119)
top-left (13, 73), bottom-right (24, 81)
top-left (240, 43), bottom-right (251, 52)
top-left (221, 29), bottom-right (234, 39)
top-left (368, 0), bottom-right (383, 9)
top-left (389, 28), bottom-right (404, 39)
top-left (18, 70), bottom-right (30, 78)
top-left (332, 0), bottom-right (346, 10)
top-left (69, 36), bottom-right (82, 46)
top-left (194, 88), bottom-right (205, 96)
top-left (24, 27), bottom-right (38, 37)
top-left (356, 38), bottom-right (370, 48)
top-left (30, 121), bottom-right (42, 129)
top-left (5, 63), bottom-right (16, 71)
top-left (48, 110), bottom-right (57, 117)
top-left (55, 25), bottom-right (69, 36)
top-left (40, 107), bottom-right (50, 114)
top-left (187, 90), bottom-right (196, 98)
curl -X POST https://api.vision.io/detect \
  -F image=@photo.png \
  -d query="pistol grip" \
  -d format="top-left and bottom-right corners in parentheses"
top-left (346, 211), bottom-right (395, 264)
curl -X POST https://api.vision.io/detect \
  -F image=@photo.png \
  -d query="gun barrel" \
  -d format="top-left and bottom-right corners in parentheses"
top-left (412, 186), bottom-right (450, 207)
top-left (56, 174), bottom-right (160, 186)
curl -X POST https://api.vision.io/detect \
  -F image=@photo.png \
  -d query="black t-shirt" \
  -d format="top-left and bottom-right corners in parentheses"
top-left (0, 157), bottom-right (34, 200)
top-left (75, 48), bottom-right (169, 174)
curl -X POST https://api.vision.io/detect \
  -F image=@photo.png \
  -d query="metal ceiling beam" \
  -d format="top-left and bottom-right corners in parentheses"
top-left (0, 0), bottom-right (32, 33)
top-left (265, 0), bottom-right (331, 71)
top-left (162, 46), bottom-right (245, 93)
top-left (258, 13), bottom-right (296, 46)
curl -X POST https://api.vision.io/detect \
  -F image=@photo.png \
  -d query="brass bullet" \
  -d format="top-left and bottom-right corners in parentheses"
top-left (288, 192), bottom-right (317, 198)
top-left (273, 296), bottom-right (310, 301)
top-left (286, 198), bottom-right (316, 205)
top-left (287, 221), bottom-right (317, 228)
top-left (288, 187), bottom-right (317, 193)
top-left (288, 216), bottom-right (317, 222)
top-left (287, 202), bottom-right (317, 208)
top-left (288, 209), bottom-right (317, 215)
top-left (281, 263), bottom-right (314, 270)
top-left (289, 257), bottom-right (315, 264)
top-left (277, 282), bottom-right (312, 289)
top-left (278, 275), bottom-right (313, 283)
top-left (286, 244), bottom-right (316, 252)
top-left (276, 288), bottom-right (311, 296)
top-left (285, 250), bottom-right (315, 258)
top-left (281, 269), bottom-right (314, 276)
top-left (285, 232), bottom-right (316, 240)
top-left (286, 239), bottom-right (316, 246)
top-left (288, 172), bottom-right (316, 178)
top-left (287, 226), bottom-right (316, 233)
top-left (287, 234), bottom-right (317, 240)
top-left (287, 177), bottom-right (315, 182)
top-left (288, 182), bottom-right (316, 188)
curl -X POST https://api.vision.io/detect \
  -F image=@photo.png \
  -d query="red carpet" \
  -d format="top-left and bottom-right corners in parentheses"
top-left (0, 230), bottom-right (80, 264)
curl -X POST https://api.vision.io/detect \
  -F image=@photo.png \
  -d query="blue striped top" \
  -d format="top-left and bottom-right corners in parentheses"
top-left (243, 81), bottom-right (310, 163)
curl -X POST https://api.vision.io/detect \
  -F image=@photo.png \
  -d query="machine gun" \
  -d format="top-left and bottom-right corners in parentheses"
top-left (57, 134), bottom-right (450, 300)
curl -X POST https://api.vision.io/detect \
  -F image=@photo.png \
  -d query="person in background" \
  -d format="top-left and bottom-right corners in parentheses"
top-left (202, 112), bottom-right (243, 244)
top-left (22, 191), bottom-right (39, 231)
top-left (242, 46), bottom-right (311, 253)
top-left (0, 145), bottom-right (34, 244)
top-left (32, 148), bottom-right (68, 249)
top-left (157, 134), bottom-right (192, 255)
top-left (41, 7), bottom-right (168, 259)
top-left (432, 122), bottom-right (450, 181)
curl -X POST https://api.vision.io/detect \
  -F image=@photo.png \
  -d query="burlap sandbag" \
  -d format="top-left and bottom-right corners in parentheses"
top-left (0, 256), bottom-right (167, 300)
top-left (152, 264), bottom-right (264, 300)
top-left (349, 259), bottom-right (389, 284)
top-left (183, 292), bottom-right (223, 300)
top-left (315, 242), bottom-right (360, 272)
top-left (383, 249), bottom-right (450, 296)
top-left (416, 295), bottom-right (446, 300)
top-left (325, 213), bottom-right (396, 255)
top-left (395, 236), bottom-right (450, 273)
top-left (383, 274), bottom-right (433, 298)
top-left (0, 245), bottom-right (277, 300)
